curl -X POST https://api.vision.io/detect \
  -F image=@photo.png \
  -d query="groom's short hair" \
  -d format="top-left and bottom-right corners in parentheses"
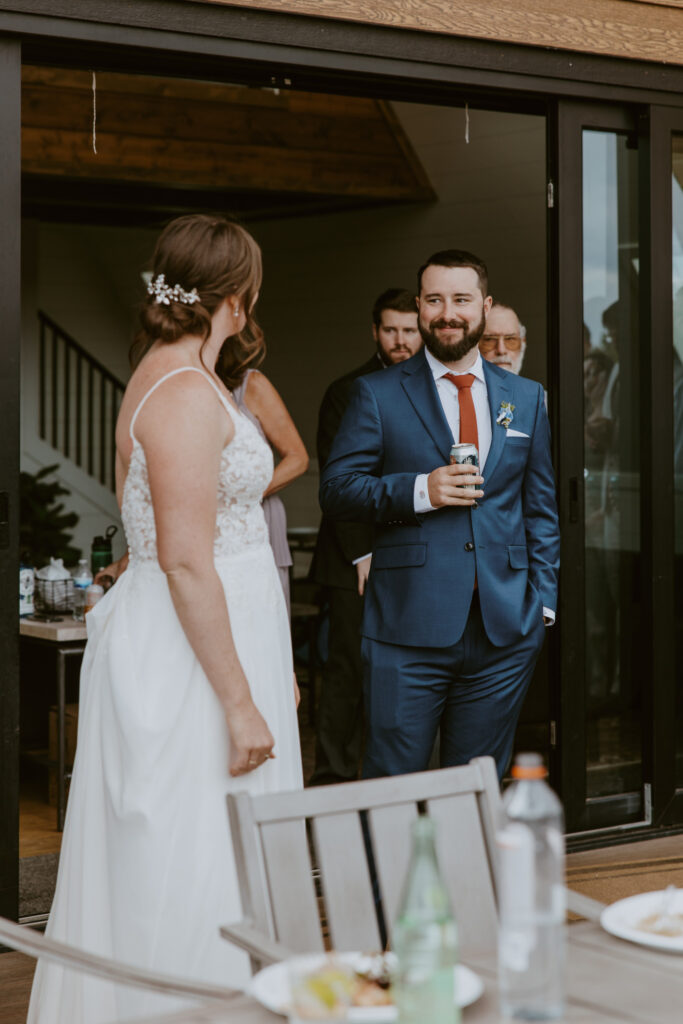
top-left (417, 249), bottom-right (488, 298)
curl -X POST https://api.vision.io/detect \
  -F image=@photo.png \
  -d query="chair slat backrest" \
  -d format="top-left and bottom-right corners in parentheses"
top-left (427, 791), bottom-right (499, 953)
top-left (227, 757), bottom-right (502, 966)
top-left (312, 811), bottom-right (382, 951)
top-left (366, 800), bottom-right (418, 933)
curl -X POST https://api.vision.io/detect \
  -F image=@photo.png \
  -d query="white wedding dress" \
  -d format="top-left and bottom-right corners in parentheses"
top-left (28, 367), bottom-right (303, 1023)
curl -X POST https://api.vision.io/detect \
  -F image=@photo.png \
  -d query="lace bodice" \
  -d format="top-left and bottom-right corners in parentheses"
top-left (121, 368), bottom-right (273, 566)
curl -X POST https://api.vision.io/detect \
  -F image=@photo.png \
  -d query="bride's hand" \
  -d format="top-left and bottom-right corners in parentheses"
top-left (226, 702), bottom-right (276, 777)
top-left (293, 672), bottom-right (301, 709)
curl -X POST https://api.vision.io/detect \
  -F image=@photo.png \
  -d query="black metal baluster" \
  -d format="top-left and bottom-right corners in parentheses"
top-left (88, 362), bottom-right (94, 478)
top-left (110, 382), bottom-right (119, 491)
top-left (39, 314), bottom-right (46, 440)
top-left (63, 343), bottom-right (70, 461)
top-left (51, 327), bottom-right (58, 450)
top-left (100, 375), bottom-right (106, 486)
top-left (75, 354), bottom-right (82, 469)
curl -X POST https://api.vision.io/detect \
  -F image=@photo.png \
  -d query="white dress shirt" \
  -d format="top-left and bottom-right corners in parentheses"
top-left (413, 348), bottom-right (491, 512)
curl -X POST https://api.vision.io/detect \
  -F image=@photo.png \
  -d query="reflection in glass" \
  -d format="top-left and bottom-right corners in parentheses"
top-left (672, 137), bottom-right (683, 786)
top-left (582, 131), bottom-right (642, 813)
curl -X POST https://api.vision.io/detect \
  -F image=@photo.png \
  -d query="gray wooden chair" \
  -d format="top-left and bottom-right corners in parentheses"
top-left (0, 914), bottom-right (241, 1007)
top-left (220, 757), bottom-right (503, 970)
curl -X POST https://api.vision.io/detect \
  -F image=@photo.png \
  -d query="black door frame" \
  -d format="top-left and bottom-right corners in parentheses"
top-left (0, 35), bottom-right (22, 926)
top-left (644, 105), bottom-right (683, 827)
top-left (553, 100), bottom-right (683, 842)
top-left (4, 4), bottom-right (683, 918)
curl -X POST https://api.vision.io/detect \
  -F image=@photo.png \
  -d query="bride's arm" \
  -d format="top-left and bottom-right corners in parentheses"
top-left (135, 373), bottom-right (275, 778)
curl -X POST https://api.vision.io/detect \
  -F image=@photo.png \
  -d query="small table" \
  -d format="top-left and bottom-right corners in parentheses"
top-left (127, 920), bottom-right (683, 1023)
top-left (20, 617), bottom-right (88, 830)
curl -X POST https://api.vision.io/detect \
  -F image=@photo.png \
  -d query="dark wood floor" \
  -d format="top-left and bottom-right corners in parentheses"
top-left (0, 953), bottom-right (35, 1024)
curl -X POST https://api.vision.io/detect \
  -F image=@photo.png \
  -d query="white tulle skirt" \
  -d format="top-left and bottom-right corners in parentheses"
top-left (28, 543), bottom-right (303, 1023)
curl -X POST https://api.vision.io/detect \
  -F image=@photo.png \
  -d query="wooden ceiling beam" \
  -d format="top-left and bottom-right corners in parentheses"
top-left (22, 128), bottom-right (431, 198)
top-left (21, 66), bottom-right (436, 203)
top-left (22, 87), bottom-right (401, 157)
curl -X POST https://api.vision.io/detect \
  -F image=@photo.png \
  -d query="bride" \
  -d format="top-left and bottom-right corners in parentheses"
top-left (28, 215), bottom-right (303, 1022)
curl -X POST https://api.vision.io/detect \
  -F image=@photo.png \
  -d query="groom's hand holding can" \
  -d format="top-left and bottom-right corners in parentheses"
top-left (426, 445), bottom-right (483, 508)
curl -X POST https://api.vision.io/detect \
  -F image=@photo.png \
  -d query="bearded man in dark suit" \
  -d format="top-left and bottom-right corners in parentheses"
top-left (309, 288), bottom-right (422, 785)
top-left (321, 251), bottom-right (560, 781)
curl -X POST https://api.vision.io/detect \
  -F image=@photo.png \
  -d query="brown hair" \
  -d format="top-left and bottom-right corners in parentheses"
top-left (371, 287), bottom-right (417, 327)
top-left (417, 249), bottom-right (489, 297)
top-left (130, 214), bottom-right (264, 381)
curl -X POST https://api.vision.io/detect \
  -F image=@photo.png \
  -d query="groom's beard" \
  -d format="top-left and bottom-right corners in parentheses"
top-left (420, 309), bottom-right (486, 363)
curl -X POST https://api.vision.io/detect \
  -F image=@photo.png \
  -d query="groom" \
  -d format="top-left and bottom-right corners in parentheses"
top-left (320, 250), bottom-right (560, 780)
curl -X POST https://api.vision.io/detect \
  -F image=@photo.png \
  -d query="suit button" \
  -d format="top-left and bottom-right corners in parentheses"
top-left (464, 541), bottom-right (474, 552)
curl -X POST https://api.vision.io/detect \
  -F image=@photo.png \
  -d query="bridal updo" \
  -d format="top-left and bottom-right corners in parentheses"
top-left (131, 214), bottom-right (265, 382)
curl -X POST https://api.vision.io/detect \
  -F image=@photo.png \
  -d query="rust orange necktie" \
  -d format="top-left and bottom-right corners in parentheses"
top-left (445, 372), bottom-right (479, 589)
top-left (444, 372), bottom-right (479, 450)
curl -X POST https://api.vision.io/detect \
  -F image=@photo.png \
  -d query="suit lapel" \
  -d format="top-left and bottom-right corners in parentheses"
top-left (482, 360), bottom-right (510, 480)
top-left (401, 351), bottom-right (453, 464)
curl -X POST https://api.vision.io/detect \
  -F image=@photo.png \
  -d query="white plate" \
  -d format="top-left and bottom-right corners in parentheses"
top-left (247, 953), bottom-right (484, 1020)
top-left (600, 889), bottom-right (683, 953)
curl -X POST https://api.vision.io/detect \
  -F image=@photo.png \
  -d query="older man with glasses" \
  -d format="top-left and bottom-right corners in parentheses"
top-left (479, 302), bottom-right (527, 375)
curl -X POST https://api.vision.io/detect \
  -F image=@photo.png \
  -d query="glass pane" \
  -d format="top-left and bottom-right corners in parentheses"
top-left (673, 136), bottom-right (683, 786)
top-left (582, 130), bottom-right (642, 815)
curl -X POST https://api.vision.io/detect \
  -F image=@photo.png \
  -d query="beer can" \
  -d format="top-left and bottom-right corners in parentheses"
top-left (450, 442), bottom-right (479, 491)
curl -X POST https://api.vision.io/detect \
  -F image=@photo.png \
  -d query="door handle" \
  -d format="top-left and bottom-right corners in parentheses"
top-left (0, 491), bottom-right (8, 549)
top-left (568, 477), bottom-right (579, 524)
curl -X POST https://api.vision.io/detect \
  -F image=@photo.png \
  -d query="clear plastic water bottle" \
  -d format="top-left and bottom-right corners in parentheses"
top-left (72, 558), bottom-right (93, 621)
top-left (392, 814), bottom-right (459, 1024)
top-left (19, 551), bottom-right (35, 617)
top-left (84, 582), bottom-right (104, 614)
top-left (497, 753), bottom-right (566, 1021)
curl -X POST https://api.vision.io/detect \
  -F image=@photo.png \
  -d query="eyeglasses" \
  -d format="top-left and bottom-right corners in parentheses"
top-left (479, 334), bottom-right (524, 352)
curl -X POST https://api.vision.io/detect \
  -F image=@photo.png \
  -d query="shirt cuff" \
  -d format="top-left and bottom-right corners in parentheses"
top-left (543, 607), bottom-right (555, 625)
top-left (352, 553), bottom-right (372, 565)
top-left (414, 474), bottom-right (436, 514)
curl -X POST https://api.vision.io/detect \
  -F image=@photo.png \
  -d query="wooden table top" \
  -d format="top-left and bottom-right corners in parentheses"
top-left (130, 920), bottom-right (683, 1023)
top-left (19, 617), bottom-right (88, 643)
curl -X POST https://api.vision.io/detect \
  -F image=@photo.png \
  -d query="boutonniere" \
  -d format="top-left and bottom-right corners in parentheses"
top-left (496, 401), bottom-right (515, 429)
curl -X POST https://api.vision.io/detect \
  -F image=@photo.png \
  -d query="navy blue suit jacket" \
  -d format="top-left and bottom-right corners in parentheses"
top-left (319, 349), bottom-right (560, 649)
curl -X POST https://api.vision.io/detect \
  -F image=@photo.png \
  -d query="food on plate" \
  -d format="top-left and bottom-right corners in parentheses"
top-left (289, 953), bottom-right (396, 1018)
top-left (290, 959), bottom-right (355, 1019)
top-left (636, 911), bottom-right (683, 938)
top-left (352, 952), bottom-right (396, 1007)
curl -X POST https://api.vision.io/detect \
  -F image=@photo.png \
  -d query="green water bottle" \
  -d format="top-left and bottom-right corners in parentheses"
top-left (392, 814), bottom-right (459, 1024)
top-left (91, 524), bottom-right (118, 577)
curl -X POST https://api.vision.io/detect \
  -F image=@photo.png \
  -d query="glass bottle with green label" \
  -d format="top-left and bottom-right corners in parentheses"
top-left (392, 814), bottom-right (459, 1024)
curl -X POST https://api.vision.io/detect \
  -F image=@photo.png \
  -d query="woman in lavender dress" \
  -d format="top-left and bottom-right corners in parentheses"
top-left (224, 366), bottom-right (308, 618)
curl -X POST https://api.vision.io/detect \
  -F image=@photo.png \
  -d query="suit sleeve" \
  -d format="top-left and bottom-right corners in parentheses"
top-left (317, 380), bottom-right (350, 473)
top-left (522, 384), bottom-right (561, 613)
top-left (316, 379), bottom-right (375, 562)
top-left (320, 376), bottom-right (420, 525)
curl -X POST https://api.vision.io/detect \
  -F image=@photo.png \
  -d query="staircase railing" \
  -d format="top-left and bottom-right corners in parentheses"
top-left (38, 311), bottom-right (126, 493)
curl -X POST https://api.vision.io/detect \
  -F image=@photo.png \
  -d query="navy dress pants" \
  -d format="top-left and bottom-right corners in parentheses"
top-left (361, 594), bottom-right (546, 782)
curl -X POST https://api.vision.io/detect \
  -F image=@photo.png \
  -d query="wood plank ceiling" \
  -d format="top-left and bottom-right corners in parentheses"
top-left (21, 67), bottom-right (435, 224)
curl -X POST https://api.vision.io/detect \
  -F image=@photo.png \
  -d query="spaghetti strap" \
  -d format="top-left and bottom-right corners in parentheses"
top-left (129, 366), bottom-right (234, 441)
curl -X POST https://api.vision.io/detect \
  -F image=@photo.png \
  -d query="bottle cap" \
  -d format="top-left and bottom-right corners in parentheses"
top-left (511, 752), bottom-right (548, 780)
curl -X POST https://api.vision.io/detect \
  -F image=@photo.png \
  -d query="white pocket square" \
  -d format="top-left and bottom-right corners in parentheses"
top-left (506, 428), bottom-right (529, 438)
